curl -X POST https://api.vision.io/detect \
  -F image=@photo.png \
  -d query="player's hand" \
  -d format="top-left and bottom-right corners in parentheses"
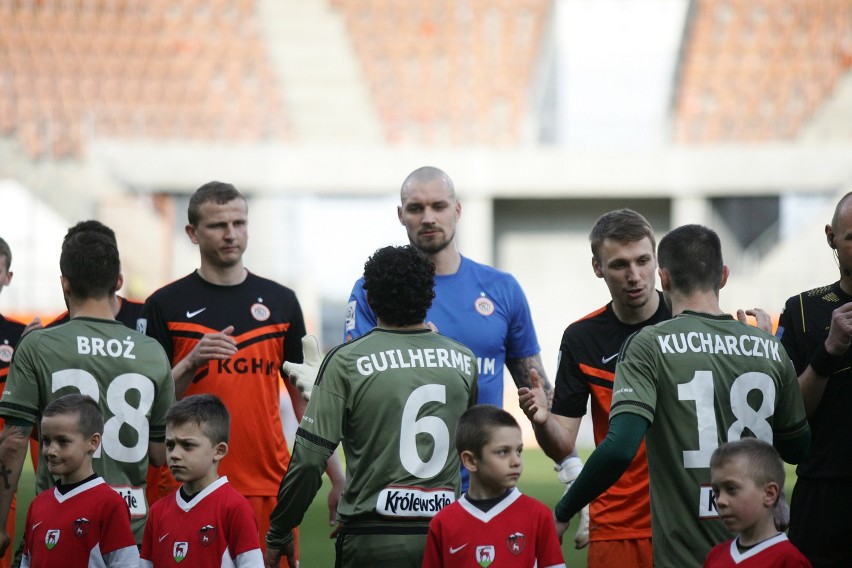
top-left (555, 456), bottom-right (590, 549)
top-left (327, 474), bottom-right (343, 529)
top-left (0, 529), bottom-right (10, 558)
top-left (736, 308), bottom-right (772, 333)
top-left (554, 517), bottom-right (570, 545)
top-left (187, 326), bottom-right (238, 369)
top-left (264, 541), bottom-right (297, 568)
top-left (825, 302), bottom-right (852, 356)
top-left (283, 335), bottom-right (322, 401)
top-left (22, 316), bottom-right (43, 337)
top-left (518, 368), bottom-right (549, 425)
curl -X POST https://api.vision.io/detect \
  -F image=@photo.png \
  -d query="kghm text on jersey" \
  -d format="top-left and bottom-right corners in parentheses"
top-left (657, 332), bottom-right (781, 361)
top-left (77, 336), bottom-right (136, 359)
top-left (215, 358), bottom-right (278, 375)
top-left (356, 348), bottom-right (474, 376)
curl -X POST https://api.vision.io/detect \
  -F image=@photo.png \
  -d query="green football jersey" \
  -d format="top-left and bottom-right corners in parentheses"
top-left (610, 311), bottom-right (808, 568)
top-left (1, 317), bottom-right (175, 542)
top-left (269, 328), bottom-right (477, 544)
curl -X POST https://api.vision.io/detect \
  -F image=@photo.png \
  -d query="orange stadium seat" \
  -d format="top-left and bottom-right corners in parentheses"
top-left (330, 0), bottom-right (549, 146)
top-left (0, 0), bottom-right (290, 159)
top-left (675, 0), bottom-right (852, 143)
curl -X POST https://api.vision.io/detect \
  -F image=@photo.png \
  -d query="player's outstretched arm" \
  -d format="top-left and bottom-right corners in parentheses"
top-left (0, 423), bottom-right (32, 557)
top-left (507, 353), bottom-right (553, 400)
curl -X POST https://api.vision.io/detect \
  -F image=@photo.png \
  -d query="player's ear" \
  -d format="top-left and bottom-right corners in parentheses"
top-left (60, 274), bottom-right (71, 296)
top-left (826, 224), bottom-right (836, 249)
top-left (397, 205), bottom-right (405, 226)
top-left (592, 256), bottom-right (604, 278)
top-left (719, 265), bottom-right (730, 290)
top-left (213, 441), bottom-right (228, 463)
top-left (115, 271), bottom-right (124, 293)
top-left (658, 268), bottom-right (670, 291)
top-left (88, 432), bottom-right (101, 456)
top-left (185, 223), bottom-right (199, 244)
top-left (459, 450), bottom-right (478, 473)
top-left (763, 481), bottom-right (780, 508)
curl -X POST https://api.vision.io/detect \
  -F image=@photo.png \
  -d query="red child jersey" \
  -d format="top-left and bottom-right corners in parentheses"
top-left (704, 534), bottom-right (812, 567)
top-left (22, 477), bottom-right (138, 567)
top-left (140, 477), bottom-right (262, 568)
top-left (423, 489), bottom-right (566, 568)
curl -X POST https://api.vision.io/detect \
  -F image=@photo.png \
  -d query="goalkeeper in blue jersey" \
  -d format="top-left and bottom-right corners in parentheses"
top-left (265, 245), bottom-right (477, 568)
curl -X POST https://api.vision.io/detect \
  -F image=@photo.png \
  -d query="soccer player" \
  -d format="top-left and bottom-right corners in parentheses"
top-left (21, 394), bottom-right (139, 567)
top-left (344, 166), bottom-right (551, 490)
top-left (422, 405), bottom-right (565, 568)
top-left (265, 245), bottom-right (477, 568)
top-left (519, 209), bottom-right (667, 566)
top-left (140, 181), bottom-right (343, 565)
top-left (0, 226), bottom-right (175, 552)
top-left (0, 237), bottom-right (26, 568)
top-left (704, 439), bottom-right (811, 568)
top-left (141, 394), bottom-right (262, 567)
top-left (553, 224), bottom-right (811, 568)
top-left (776, 191), bottom-right (852, 567)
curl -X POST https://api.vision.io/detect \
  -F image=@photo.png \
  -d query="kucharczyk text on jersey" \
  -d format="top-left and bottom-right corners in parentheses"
top-left (355, 348), bottom-right (475, 376)
top-left (656, 332), bottom-right (782, 361)
top-left (77, 336), bottom-right (136, 359)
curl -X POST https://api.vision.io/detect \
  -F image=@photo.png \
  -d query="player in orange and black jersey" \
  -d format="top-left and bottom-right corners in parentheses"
top-left (139, 181), bottom-right (344, 568)
top-left (520, 210), bottom-right (666, 568)
top-left (0, 237), bottom-right (25, 568)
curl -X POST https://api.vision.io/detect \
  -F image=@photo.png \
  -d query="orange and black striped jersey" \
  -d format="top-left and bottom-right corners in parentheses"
top-left (140, 271), bottom-right (306, 497)
top-left (0, 313), bottom-right (25, 387)
top-left (551, 291), bottom-right (670, 543)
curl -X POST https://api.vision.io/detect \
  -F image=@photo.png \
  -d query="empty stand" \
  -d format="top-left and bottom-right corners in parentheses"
top-left (675, 0), bottom-right (852, 143)
top-left (330, 0), bottom-right (550, 145)
top-left (0, 0), bottom-right (290, 159)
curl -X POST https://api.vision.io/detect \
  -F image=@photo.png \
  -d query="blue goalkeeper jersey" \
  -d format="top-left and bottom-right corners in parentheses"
top-left (345, 255), bottom-right (540, 407)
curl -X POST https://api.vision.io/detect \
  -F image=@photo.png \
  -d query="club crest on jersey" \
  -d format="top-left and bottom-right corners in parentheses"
top-left (0, 343), bottom-right (13, 363)
top-left (506, 532), bottom-right (526, 555)
top-left (173, 542), bottom-right (188, 563)
top-left (251, 300), bottom-right (271, 322)
top-left (474, 294), bottom-right (494, 316)
top-left (44, 530), bottom-right (60, 550)
top-left (199, 525), bottom-right (216, 546)
top-left (73, 518), bottom-right (91, 538)
top-left (476, 545), bottom-right (495, 567)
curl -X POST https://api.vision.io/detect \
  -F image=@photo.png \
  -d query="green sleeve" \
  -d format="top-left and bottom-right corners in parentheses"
top-left (555, 413), bottom-right (649, 522)
top-left (266, 439), bottom-right (331, 549)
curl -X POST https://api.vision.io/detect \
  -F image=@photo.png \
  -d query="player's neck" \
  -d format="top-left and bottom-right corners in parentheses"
top-left (613, 292), bottom-right (660, 325)
top-left (839, 274), bottom-right (852, 296)
top-left (428, 246), bottom-right (462, 276)
top-left (669, 291), bottom-right (724, 317)
top-left (737, 516), bottom-right (779, 547)
top-left (197, 264), bottom-right (247, 286)
top-left (60, 463), bottom-right (95, 486)
top-left (182, 472), bottom-right (220, 496)
top-left (375, 319), bottom-right (429, 331)
top-left (68, 296), bottom-right (117, 320)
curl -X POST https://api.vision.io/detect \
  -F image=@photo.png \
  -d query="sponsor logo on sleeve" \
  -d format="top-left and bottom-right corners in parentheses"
top-left (345, 301), bottom-right (357, 332)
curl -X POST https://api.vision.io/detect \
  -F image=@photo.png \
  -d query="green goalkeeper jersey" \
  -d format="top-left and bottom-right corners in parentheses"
top-left (610, 311), bottom-right (808, 568)
top-left (268, 328), bottom-right (477, 546)
top-left (0, 317), bottom-right (175, 543)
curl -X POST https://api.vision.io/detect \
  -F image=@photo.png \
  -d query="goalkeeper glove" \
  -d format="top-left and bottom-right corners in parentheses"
top-left (555, 456), bottom-right (590, 549)
top-left (283, 335), bottom-right (322, 401)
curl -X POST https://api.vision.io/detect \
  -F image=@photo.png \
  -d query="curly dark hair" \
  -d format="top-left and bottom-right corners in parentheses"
top-left (363, 245), bottom-right (435, 326)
